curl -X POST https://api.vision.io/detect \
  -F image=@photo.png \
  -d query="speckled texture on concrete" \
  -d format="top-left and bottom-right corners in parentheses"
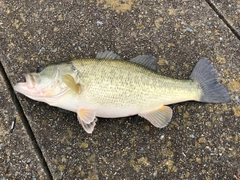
top-left (0, 70), bottom-right (47, 178)
top-left (0, 0), bottom-right (240, 179)
top-left (210, 0), bottom-right (240, 32)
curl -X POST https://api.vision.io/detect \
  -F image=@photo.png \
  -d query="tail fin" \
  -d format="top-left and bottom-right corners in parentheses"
top-left (190, 57), bottom-right (230, 103)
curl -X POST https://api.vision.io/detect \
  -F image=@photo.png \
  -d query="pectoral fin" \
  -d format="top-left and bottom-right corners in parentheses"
top-left (62, 74), bottom-right (81, 93)
top-left (139, 106), bottom-right (173, 128)
top-left (77, 109), bottom-right (98, 134)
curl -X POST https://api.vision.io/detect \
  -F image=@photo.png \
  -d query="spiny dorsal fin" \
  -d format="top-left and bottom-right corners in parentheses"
top-left (96, 51), bottom-right (121, 60)
top-left (62, 74), bottom-right (81, 93)
top-left (130, 55), bottom-right (159, 71)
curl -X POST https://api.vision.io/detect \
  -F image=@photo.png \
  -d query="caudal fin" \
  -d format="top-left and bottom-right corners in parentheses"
top-left (190, 57), bottom-right (230, 103)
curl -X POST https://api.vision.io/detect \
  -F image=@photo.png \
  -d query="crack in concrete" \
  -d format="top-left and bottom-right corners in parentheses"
top-left (0, 60), bottom-right (53, 180)
top-left (205, 0), bottom-right (240, 40)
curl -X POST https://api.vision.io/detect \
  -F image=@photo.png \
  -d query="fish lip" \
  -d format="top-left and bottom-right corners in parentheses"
top-left (24, 73), bottom-right (35, 89)
top-left (14, 80), bottom-right (43, 101)
top-left (14, 82), bottom-right (35, 94)
top-left (13, 73), bottom-right (40, 99)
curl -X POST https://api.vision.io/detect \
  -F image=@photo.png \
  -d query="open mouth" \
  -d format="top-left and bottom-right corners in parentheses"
top-left (24, 73), bottom-right (36, 89)
top-left (13, 73), bottom-right (41, 99)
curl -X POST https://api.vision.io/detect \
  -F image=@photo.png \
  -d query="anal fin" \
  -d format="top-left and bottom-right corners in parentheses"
top-left (139, 106), bottom-right (173, 128)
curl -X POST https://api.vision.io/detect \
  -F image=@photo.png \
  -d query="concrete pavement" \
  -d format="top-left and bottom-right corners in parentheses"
top-left (1, 0), bottom-right (240, 179)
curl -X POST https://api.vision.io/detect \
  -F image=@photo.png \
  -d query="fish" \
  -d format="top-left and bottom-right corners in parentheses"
top-left (14, 51), bottom-right (230, 133)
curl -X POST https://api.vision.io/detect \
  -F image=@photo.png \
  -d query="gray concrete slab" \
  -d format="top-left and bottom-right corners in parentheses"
top-left (210, 0), bottom-right (240, 33)
top-left (1, 0), bottom-right (240, 179)
top-left (0, 69), bottom-right (48, 178)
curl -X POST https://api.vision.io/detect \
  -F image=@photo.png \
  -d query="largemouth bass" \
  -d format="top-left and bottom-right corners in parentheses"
top-left (14, 51), bottom-right (230, 133)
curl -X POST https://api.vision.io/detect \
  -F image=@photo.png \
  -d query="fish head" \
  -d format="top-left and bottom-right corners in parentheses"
top-left (14, 65), bottom-right (66, 104)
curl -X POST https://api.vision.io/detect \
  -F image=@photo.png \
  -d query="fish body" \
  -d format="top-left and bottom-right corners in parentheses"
top-left (14, 51), bottom-right (230, 133)
top-left (63, 59), bottom-right (200, 114)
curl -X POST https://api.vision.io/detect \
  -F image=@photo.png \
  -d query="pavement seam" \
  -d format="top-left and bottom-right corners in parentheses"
top-left (205, 0), bottom-right (240, 40)
top-left (0, 61), bottom-right (53, 180)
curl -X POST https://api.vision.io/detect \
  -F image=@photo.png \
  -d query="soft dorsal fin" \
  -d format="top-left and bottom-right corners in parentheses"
top-left (62, 74), bottom-right (81, 93)
top-left (130, 55), bottom-right (159, 71)
top-left (139, 105), bottom-right (173, 128)
top-left (96, 51), bottom-right (121, 60)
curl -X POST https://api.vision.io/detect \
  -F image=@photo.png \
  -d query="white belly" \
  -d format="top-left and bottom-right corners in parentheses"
top-left (95, 106), bottom-right (139, 118)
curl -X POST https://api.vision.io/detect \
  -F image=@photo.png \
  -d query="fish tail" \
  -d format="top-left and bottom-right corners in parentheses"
top-left (190, 57), bottom-right (230, 103)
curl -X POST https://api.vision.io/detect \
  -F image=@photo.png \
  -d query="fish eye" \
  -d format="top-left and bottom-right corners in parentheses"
top-left (36, 66), bottom-right (44, 73)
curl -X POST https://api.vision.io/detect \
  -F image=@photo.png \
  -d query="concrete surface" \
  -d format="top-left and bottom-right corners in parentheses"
top-left (210, 0), bottom-right (240, 32)
top-left (0, 65), bottom-right (48, 178)
top-left (0, 0), bottom-right (239, 179)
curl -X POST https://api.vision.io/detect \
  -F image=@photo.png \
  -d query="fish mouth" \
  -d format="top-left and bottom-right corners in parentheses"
top-left (24, 73), bottom-right (36, 89)
top-left (13, 73), bottom-right (42, 100)
top-left (14, 73), bottom-right (68, 103)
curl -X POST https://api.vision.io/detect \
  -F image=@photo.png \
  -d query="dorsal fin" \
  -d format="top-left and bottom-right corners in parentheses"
top-left (130, 55), bottom-right (159, 71)
top-left (96, 51), bottom-right (121, 60)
